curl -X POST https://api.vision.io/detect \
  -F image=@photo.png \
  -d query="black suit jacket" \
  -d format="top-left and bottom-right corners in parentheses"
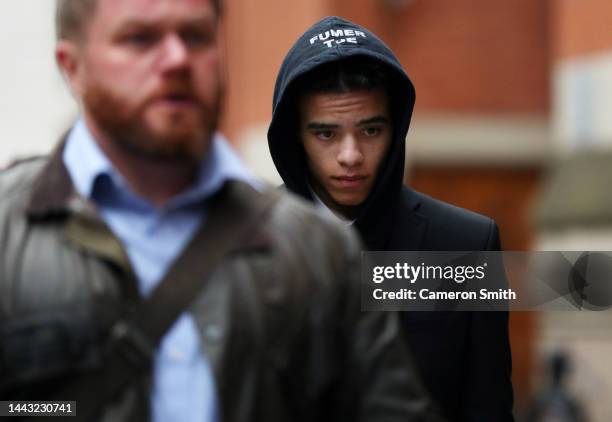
top-left (383, 187), bottom-right (514, 422)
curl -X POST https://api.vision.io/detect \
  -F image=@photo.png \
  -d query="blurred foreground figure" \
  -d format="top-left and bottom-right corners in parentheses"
top-left (0, 1), bottom-right (442, 421)
top-left (267, 16), bottom-right (513, 421)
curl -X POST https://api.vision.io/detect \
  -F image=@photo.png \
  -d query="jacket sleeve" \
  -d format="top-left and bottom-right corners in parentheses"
top-left (333, 227), bottom-right (447, 422)
top-left (462, 221), bottom-right (514, 421)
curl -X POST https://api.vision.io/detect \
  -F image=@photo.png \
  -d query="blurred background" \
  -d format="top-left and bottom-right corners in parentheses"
top-left (2, 0), bottom-right (612, 419)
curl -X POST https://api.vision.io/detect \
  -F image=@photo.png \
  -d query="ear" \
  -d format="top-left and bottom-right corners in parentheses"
top-left (55, 40), bottom-right (86, 97)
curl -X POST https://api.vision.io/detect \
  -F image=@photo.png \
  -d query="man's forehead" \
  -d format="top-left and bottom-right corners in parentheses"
top-left (302, 90), bottom-right (389, 118)
top-left (95, 0), bottom-right (215, 24)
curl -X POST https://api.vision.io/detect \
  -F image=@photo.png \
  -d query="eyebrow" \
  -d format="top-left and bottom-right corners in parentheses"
top-left (306, 122), bottom-right (340, 130)
top-left (306, 116), bottom-right (390, 130)
top-left (114, 14), bottom-right (215, 32)
top-left (356, 116), bottom-right (390, 126)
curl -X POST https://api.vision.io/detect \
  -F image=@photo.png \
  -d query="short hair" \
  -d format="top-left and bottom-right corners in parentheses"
top-left (291, 57), bottom-right (394, 133)
top-left (295, 57), bottom-right (390, 98)
top-left (55, 0), bottom-right (98, 41)
top-left (55, 0), bottom-right (223, 41)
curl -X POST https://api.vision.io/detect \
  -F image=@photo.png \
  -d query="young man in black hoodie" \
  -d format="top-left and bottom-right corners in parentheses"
top-left (268, 16), bottom-right (514, 421)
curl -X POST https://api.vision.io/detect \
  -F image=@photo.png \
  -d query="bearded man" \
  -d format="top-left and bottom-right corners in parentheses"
top-left (0, 1), bottom-right (443, 422)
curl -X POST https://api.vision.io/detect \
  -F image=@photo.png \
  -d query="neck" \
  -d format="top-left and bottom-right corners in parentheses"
top-left (85, 118), bottom-right (201, 207)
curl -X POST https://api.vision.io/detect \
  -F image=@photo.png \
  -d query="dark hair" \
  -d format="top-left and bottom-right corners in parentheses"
top-left (295, 57), bottom-right (390, 97)
top-left (291, 57), bottom-right (394, 135)
top-left (56, 0), bottom-right (223, 41)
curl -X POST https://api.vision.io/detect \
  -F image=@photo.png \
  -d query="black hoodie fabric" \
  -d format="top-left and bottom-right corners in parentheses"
top-left (268, 16), bottom-right (514, 422)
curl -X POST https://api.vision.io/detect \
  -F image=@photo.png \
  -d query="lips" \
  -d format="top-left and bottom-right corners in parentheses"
top-left (332, 175), bottom-right (368, 188)
top-left (151, 89), bottom-right (201, 110)
top-left (162, 94), bottom-right (198, 104)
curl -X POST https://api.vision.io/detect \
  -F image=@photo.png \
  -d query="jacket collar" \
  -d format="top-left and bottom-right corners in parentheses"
top-left (25, 139), bottom-right (82, 220)
top-left (370, 186), bottom-right (429, 251)
top-left (24, 139), bottom-right (139, 299)
top-left (24, 138), bottom-right (274, 253)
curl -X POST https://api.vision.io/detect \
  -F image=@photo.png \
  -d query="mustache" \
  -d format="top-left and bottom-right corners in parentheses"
top-left (148, 82), bottom-right (202, 103)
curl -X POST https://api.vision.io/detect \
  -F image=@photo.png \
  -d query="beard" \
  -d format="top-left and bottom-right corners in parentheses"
top-left (82, 77), bottom-right (223, 163)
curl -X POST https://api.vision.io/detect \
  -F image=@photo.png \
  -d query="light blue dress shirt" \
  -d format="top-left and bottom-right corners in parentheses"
top-left (63, 118), bottom-right (258, 422)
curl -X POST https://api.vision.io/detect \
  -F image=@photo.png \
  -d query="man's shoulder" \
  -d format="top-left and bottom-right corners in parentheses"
top-left (0, 156), bottom-right (47, 205)
top-left (407, 188), bottom-right (492, 228)
top-left (238, 187), bottom-right (362, 298)
top-left (400, 187), bottom-right (498, 250)
top-left (260, 188), bottom-right (362, 272)
top-left (270, 189), bottom-right (361, 247)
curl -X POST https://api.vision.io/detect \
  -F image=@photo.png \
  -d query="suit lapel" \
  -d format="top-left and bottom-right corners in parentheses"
top-left (386, 187), bottom-right (429, 251)
top-left (393, 211), bottom-right (428, 250)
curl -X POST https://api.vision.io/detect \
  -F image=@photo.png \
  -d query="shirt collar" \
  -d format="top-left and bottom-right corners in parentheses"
top-left (63, 118), bottom-right (114, 199)
top-left (63, 117), bottom-right (260, 209)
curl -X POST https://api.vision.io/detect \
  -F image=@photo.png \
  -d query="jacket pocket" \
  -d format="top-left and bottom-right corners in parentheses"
top-left (0, 305), bottom-right (102, 394)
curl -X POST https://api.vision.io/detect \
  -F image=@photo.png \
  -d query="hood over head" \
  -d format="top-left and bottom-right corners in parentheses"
top-left (267, 16), bottom-right (415, 248)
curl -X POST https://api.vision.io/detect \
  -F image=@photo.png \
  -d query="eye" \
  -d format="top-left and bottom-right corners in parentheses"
top-left (315, 130), bottom-right (335, 141)
top-left (180, 29), bottom-right (215, 48)
top-left (363, 126), bottom-right (382, 137)
top-left (122, 31), bottom-right (159, 48)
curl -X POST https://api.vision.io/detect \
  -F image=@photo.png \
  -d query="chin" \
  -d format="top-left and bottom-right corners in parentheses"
top-left (149, 127), bottom-right (210, 155)
top-left (333, 195), bottom-right (366, 207)
top-left (149, 118), bottom-right (198, 136)
top-left (124, 130), bottom-right (206, 161)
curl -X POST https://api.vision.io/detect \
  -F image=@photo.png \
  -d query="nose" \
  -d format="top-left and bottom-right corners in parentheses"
top-left (158, 34), bottom-right (190, 72)
top-left (337, 135), bottom-right (363, 168)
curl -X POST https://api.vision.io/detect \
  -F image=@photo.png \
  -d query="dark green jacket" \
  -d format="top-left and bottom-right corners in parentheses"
top-left (0, 144), bottom-right (443, 422)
